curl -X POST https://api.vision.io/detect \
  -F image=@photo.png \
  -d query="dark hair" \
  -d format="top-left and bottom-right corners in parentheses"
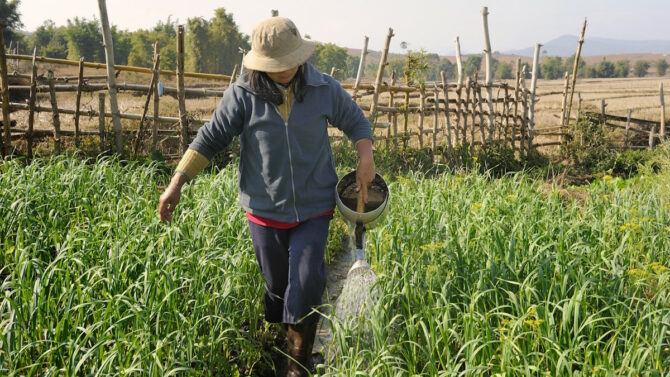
top-left (246, 64), bottom-right (307, 106)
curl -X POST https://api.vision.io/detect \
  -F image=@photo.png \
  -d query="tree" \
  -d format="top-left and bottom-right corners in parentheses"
top-left (308, 43), bottom-right (350, 79)
top-left (0, 0), bottom-right (23, 48)
top-left (112, 27), bottom-right (131, 65)
top-left (30, 20), bottom-right (68, 58)
top-left (205, 8), bottom-right (249, 74)
top-left (596, 59), bottom-right (615, 78)
top-left (633, 60), bottom-right (650, 77)
top-left (564, 53), bottom-right (586, 77)
top-left (185, 17), bottom-right (210, 72)
top-left (64, 17), bottom-right (104, 62)
top-left (402, 49), bottom-right (430, 86)
top-left (614, 60), bottom-right (630, 78)
top-left (462, 54), bottom-right (482, 78)
top-left (655, 59), bottom-right (669, 76)
top-left (495, 62), bottom-right (513, 80)
top-left (541, 56), bottom-right (563, 80)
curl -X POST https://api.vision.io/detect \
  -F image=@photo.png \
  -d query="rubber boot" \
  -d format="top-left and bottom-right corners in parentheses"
top-left (286, 317), bottom-right (318, 377)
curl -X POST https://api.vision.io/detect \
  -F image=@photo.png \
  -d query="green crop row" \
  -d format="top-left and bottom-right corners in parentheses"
top-left (1, 154), bottom-right (669, 376)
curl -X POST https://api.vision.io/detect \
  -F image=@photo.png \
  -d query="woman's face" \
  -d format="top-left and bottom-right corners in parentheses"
top-left (267, 66), bottom-right (299, 85)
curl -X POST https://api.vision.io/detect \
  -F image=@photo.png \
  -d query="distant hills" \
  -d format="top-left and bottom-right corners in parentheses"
top-left (506, 35), bottom-right (670, 57)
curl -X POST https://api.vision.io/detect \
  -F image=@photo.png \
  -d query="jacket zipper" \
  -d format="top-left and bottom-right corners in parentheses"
top-left (275, 89), bottom-right (300, 222)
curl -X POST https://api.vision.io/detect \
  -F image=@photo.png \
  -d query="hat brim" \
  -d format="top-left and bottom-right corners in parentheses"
top-left (243, 39), bottom-right (318, 72)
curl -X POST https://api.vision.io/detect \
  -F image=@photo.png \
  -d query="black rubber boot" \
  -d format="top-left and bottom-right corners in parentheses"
top-left (286, 317), bottom-right (318, 377)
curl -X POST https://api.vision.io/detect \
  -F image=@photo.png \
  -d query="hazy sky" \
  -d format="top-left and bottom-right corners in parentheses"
top-left (17, 0), bottom-right (670, 55)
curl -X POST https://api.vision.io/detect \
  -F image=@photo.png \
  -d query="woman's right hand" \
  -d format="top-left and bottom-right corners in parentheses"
top-left (158, 173), bottom-right (187, 222)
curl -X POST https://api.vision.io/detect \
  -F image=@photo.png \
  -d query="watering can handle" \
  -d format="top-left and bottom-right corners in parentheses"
top-left (357, 185), bottom-right (365, 213)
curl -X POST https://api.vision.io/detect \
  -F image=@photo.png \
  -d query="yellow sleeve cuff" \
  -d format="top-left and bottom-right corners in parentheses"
top-left (175, 149), bottom-right (210, 181)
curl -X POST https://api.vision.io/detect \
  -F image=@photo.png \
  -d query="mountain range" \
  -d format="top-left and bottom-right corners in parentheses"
top-left (505, 35), bottom-right (670, 57)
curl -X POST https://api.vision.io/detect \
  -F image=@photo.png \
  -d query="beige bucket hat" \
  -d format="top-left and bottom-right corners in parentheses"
top-left (242, 17), bottom-right (318, 72)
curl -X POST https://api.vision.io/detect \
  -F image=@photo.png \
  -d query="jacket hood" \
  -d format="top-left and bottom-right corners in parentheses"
top-left (234, 62), bottom-right (329, 95)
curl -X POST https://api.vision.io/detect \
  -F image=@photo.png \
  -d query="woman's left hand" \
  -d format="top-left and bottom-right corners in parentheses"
top-left (355, 139), bottom-right (375, 203)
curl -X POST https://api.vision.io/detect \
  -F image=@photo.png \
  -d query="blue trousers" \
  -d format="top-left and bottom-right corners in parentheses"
top-left (248, 215), bottom-right (331, 324)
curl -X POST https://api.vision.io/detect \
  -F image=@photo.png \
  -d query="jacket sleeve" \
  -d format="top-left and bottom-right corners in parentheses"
top-left (328, 78), bottom-right (373, 144)
top-left (188, 85), bottom-right (245, 160)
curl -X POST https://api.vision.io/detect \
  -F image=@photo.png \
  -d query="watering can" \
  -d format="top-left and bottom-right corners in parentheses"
top-left (335, 171), bottom-right (389, 273)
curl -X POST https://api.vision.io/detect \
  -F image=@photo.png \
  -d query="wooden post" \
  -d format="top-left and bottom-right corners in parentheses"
top-left (624, 108), bottom-right (631, 150)
top-left (649, 125), bottom-right (656, 149)
top-left (472, 78), bottom-right (487, 147)
top-left (577, 92), bottom-right (582, 119)
top-left (528, 43), bottom-right (542, 148)
top-left (462, 77), bottom-right (471, 148)
top-left (440, 71), bottom-right (453, 152)
top-left (353, 36), bottom-right (369, 101)
top-left (503, 84), bottom-right (510, 146)
top-left (660, 82), bottom-right (665, 139)
top-left (418, 86), bottom-right (425, 148)
top-left (271, 9), bottom-right (279, 17)
top-left (177, 25), bottom-right (189, 154)
top-left (432, 88), bottom-right (439, 159)
top-left (565, 18), bottom-right (587, 127)
top-left (601, 99), bottom-right (606, 121)
top-left (132, 50), bottom-right (160, 158)
top-left (470, 79), bottom-right (477, 156)
top-left (481, 6), bottom-right (494, 141)
top-left (454, 36), bottom-right (463, 146)
top-left (151, 40), bottom-right (160, 152)
top-left (47, 70), bottom-right (61, 154)
top-left (98, 93), bottom-right (106, 150)
top-left (229, 64), bottom-right (238, 86)
top-left (512, 58), bottom-right (520, 151)
top-left (27, 47), bottom-right (38, 158)
top-left (98, 0), bottom-right (123, 154)
top-left (520, 86), bottom-right (529, 159)
top-left (402, 91), bottom-right (410, 148)
top-left (559, 71), bottom-right (569, 128)
top-left (0, 23), bottom-right (11, 156)
top-left (386, 70), bottom-right (396, 148)
top-left (74, 57), bottom-right (84, 147)
top-left (368, 28), bottom-right (394, 126)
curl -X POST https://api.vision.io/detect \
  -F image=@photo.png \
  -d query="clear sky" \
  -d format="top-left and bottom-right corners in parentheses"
top-left (16, 0), bottom-right (670, 55)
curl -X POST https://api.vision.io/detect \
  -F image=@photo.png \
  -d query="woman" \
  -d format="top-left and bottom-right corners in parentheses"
top-left (158, 16), bottom-right (375, 376)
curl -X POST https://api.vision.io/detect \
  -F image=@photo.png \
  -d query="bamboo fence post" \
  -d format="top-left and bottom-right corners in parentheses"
top-left (98, 0), bottom-right (123, 154)
top-left (353, 36), bottom-right (369, 101)
top-left (432, 87), bottom-right (439, 159)
top-left (47, 70), bottom-right (61, 154)
top-left (329, 66), bottom-right (337, 77)
top-left (386, 70), bottom-right (396, 148)
top-left (368, 28), bottom-right (394, 127)
top-left (27, 47), bottom-right (37, 158)
top-left (418, 86), bottom-right (425, 148)
top-left (660, 82), bottom-right (665, 139)
top-left (98, 93), bottom-right (106, 149)
top-left (177, 25), bottom-right (189, 154)
top-left (151, 40), bottom-right (160, 152)
top-left (132, 51), bottom-right (160, 158)
top-left (74, 57), bottom-right (84, 147)
top-left (512, 58), bottom-right (520, 151)
top-left (559, 71), bottom-right (569, 129)
top-left (624, 109), bottom-right (631, 150)
top-left (601, 99), bottom-right (606, 121)
top-left (481, 6), bottom-right (494, 141)
top-left (0, 23), bottom-right (11, 156)
top-left (528, 43), bottom-right (541, 148)
top-left (565, 18), bottom-right (587, 127)
top-left (454, 36), bottom-right (463, 146)
top-left (462, 77), bottom-right (471, 148)
top-left (440, 71), bottom-right (453, 152)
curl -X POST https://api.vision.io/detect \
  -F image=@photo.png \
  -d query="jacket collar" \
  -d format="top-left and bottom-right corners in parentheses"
top-left (234, 62), bottom-right (328, 94)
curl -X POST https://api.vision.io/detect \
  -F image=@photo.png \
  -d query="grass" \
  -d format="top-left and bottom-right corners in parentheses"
top-left (1, 145), bottom-right (669, 375)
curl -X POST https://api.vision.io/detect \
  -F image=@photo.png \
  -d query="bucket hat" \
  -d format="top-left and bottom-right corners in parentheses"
top-left (242, 17), bottom-right (318, 72)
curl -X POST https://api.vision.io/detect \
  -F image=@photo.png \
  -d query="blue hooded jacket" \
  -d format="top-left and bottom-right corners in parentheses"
top-left (188, 63), bottom-right (373, 223)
